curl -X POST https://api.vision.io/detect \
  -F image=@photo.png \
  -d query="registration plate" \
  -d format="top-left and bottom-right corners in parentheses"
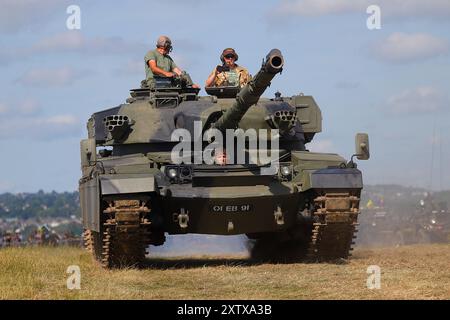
top-left (210, 204), bottom-right (253, 213)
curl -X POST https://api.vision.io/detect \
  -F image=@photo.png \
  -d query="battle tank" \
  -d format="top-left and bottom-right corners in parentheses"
top-left (79, 49), bottom-right (370, 268)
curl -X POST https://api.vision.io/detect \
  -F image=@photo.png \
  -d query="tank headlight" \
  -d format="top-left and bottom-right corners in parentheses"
top-left (180, 166), bottom-right (192, 179)
top-left (164, 165), bottom-right (193, 183)
top-left (167, 168), bottom-right (178, 179)
top-left (280, 165), bottom-right (291, 177)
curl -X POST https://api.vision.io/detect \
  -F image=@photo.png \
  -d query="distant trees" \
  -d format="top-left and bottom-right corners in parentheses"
top-left (0, 191), bottom-right (80, 219)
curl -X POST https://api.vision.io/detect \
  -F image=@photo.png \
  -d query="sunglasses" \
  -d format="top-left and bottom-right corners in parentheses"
top-left (224, 54), bottom-right (235, 59)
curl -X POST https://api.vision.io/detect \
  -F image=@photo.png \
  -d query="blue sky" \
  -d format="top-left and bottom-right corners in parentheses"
top-left (0, 0), bottom-right (449, 192)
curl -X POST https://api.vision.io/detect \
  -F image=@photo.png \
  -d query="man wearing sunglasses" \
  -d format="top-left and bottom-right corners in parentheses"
top-left (205, 48), bottom-right (251, 88)
top-left (145, 35), bottom-right (199, 88)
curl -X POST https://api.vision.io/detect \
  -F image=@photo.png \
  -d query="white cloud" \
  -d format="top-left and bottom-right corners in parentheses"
top-left (270, 0), bottom-right (450, 19)
top-left (373, 32), bottom-right (449, 63)
top-left (16, 67), bottom-right (87, 87)
top-left (0, 32), bottom-right (148, 66)
top-left (308, 139), bottom-right (335, 153)
top-left (0, 115), bottom-right (81, 140)
top-left (0, 99), bottom-right (80, 140)
top-left (31, 31), bottom-right (147, 55)
top-left (386, 86), bottom-right (449, 115)
top-left (0, 0), bottom-right (71, 34)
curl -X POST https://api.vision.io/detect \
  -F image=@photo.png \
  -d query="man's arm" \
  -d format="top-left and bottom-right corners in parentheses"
top-left (148, 60), bottom-right (175, 77)
top-left (205, 68), bottom-right (218, 87)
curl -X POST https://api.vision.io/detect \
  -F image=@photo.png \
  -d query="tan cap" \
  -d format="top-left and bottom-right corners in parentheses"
top-left (220, 48), bottom-right (238, 62)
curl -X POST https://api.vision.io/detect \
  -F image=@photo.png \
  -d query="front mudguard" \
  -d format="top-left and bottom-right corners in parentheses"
top-left (80, 173), bottom-right (157, 232)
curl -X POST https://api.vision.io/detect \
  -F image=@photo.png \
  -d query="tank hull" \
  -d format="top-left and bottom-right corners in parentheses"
top-left (162, 183), bottom-right (299, 235)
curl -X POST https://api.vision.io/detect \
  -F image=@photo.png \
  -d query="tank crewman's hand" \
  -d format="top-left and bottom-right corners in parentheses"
top-left (216, 65), bottom-right (230, 73)
top-left (173, 67), bottom-right (183, 76)
top-left (205, 66), bottom-right (224, 87)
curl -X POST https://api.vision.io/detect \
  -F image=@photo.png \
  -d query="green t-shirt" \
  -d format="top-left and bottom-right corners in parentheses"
top-left (144, 49), bottom-right (177, 82)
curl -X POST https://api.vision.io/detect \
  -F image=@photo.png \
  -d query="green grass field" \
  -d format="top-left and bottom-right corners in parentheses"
top-left (0, 244), bottom-right (449, 299)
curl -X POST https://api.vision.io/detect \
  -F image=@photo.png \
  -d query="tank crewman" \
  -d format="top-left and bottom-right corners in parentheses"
top-left (205, 48), bottom-right (251, 88)
top-left (144, 35), bottom-right (199, 88)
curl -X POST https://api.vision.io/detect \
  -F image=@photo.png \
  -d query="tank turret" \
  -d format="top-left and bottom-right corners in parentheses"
top-left (213, 49), bottom-right (284, 131)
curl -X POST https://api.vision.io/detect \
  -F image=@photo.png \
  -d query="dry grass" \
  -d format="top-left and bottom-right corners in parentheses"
top-left (0, 244), bottom-right (449, 300)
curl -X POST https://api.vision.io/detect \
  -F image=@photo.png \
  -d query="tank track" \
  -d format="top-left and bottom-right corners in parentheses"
top-left (307, 193), bottom-right (360, 261)
top-left (99, 200), bottom-right (152, 268)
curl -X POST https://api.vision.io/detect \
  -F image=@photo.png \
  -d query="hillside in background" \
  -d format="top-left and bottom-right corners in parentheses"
top-left (0, 191), bottom-right (79, 219)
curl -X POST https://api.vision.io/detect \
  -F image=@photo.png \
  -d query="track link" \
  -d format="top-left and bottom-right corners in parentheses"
top-left (83, 229), bottom-right (93, 253)
top-left (307, 193), bottom-right (360, 261)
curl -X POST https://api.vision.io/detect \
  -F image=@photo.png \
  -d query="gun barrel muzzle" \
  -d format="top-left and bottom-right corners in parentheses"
top-left (264, 49), bottom-right (284, 74)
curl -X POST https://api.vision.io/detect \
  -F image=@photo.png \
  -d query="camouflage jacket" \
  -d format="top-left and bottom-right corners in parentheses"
top-left (208, 65), bottom-right (251, 87)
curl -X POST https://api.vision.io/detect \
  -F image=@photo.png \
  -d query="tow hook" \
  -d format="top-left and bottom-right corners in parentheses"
top-left (227, 221), bottom-right (234, 233)
top-left (274, 206), bottom-right (284, 226)
top-left (175, 208), bottom-right (189, 229)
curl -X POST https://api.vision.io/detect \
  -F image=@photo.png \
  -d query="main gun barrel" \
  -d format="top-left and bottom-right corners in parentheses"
top-left (213, 49), bottom-right (284, 131)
